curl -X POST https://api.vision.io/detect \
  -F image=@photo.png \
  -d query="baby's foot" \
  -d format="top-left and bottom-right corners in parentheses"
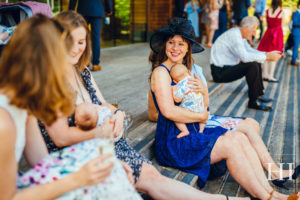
top-left (199, 126), bottom-right (205, 133)
top-left (176, 132), bottom-right (190, 138)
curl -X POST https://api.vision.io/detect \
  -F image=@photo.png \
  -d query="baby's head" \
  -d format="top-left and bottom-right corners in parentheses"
top-left (75, 102), bottom-right (98, 130)
top-left (170, 63), bottom-right (190, 83)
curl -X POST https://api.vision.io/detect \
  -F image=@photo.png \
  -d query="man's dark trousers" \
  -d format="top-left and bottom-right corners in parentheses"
top-left (84, 17), bottom-right (102, 65)
top-left (210, 62), bottom-right (264, 102)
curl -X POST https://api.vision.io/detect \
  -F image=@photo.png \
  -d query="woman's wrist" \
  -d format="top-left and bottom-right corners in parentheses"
top-left (67, 171), bottom-right (84, 189)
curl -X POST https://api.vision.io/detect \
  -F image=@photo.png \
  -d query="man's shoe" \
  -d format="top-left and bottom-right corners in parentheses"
top-left (257, 96), bottom-right (272, 103)
top-left (248, 101), bottom-right (272, 111)
top-left (91, 65), bottom-right (102, 71)
top-left (291, 62), bottom-right (300, 67)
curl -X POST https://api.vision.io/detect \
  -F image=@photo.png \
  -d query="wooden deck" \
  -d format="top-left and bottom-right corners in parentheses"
top-left (94, 43), bottom-right (300, 198)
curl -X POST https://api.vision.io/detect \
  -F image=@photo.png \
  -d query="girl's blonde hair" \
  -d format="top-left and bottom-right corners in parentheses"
top-left (54, 11), bottom-right (91, 72)
top-left (0, 14), bottom-right (75, 125)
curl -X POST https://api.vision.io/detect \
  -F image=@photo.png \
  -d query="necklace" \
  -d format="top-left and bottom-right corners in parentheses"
top-left (72, 67), bottom-right (86, 103)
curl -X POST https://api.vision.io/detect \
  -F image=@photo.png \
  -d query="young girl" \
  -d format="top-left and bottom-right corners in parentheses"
top-left (206, 0), bottom-right (223, 48)
top-left (0, 14), bottom-right (141, 200)
top-left (257, 0), bottom-right (284, 82)
top-left (184, 0), bottom-right (201, 38)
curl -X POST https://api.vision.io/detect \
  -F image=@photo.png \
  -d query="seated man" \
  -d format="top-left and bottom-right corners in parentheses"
top-left (210, 16), bottom-right (282, 111)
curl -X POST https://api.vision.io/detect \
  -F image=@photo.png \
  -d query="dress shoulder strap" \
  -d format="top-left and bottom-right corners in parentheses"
top-left (275, 9), bottom-right (283, 18)
top-left (158, 64), bottom-right (170, 73)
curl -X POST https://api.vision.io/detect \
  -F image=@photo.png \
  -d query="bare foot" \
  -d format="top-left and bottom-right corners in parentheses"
top-left (176, 132), bottom-right (190, 138)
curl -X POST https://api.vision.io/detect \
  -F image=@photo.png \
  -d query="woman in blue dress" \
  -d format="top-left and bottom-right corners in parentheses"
top-left (149, 18), bottom-right (290, 200)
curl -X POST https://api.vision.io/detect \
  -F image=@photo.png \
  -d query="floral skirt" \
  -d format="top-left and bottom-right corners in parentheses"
top-left (18, 139), bottom-right (142, 200)
top-left (206, 114), bottom-right (245, 130)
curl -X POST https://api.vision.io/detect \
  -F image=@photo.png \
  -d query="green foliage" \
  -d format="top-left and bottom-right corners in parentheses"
top-left (114, 0), bottom-right (130, 28)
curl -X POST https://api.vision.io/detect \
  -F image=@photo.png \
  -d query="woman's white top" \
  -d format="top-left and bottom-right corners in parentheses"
top-left (0, 94), bottom-right (27, 162)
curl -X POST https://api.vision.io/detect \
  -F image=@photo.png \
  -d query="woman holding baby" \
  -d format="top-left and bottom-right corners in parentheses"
top-left (38, 11), bottom-right (252, 200)
top-left (149, 17), bottom-right (291, 200)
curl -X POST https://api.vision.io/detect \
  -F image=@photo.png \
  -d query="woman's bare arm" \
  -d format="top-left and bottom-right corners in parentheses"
top-left (45, 116), bottom-right (103, 147)
top-left (0, 109), bottom-right (85, 200)
top-left (24, 115), bottom-right (48, 166)
top-left (151, 68), bottom-right (208, 123)
top-left (188, 74), bottom-right (209, 107)
top-left (90, 73), bottom-right (124, 136)
top-left (148, 90), bottom-right (159, 122)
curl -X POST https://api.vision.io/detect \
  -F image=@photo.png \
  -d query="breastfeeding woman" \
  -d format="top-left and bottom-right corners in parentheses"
top-left (38, 11), bottom-right (250, 200)
top-left (149, 17), bottom-right (290, 200)
top-left (0, 15), bottom-right (140, 200)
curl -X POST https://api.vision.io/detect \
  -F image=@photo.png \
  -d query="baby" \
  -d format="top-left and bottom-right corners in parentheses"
top-left (170, 63), bottom-right (207, 138)
top-left (74, 102), bottom-right (123, 141)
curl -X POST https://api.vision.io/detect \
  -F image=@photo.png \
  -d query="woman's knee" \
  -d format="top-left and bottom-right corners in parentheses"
top-left (217, 132), bottom-right (243, 153)
top-left (238, 118), bottom-right (260, 135)
top-left (228, 131), bottom-right (251, 148)
top-left (137, 163), bottom-right (164, 185)
top-left (245, 118), bottom-right (259, 132)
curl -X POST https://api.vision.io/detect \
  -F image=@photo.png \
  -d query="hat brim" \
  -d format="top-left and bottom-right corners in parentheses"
top-left (150, 31), bottom-right (205, 54)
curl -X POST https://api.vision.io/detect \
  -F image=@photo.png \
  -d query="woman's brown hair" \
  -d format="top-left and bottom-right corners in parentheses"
top-left (0, 14), bottom-right (74, 125)
top-left (54, 11), bottom-right (91, 72)
top-left (149, 35), bottom-right (193, 75)
top-left (271, 0), bottom-right (282, 13)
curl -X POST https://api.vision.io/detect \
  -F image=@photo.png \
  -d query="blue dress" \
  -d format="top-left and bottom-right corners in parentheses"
top-left (184, 1), bottom-right (201, 38)
top-left (152, 64), bottom-right (228, 188)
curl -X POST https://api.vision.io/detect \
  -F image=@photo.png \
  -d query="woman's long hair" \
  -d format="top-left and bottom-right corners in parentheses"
top-left (149, 35), bottom-right (193, 79)
top-left (271, 0), bottom-right (282, 13)
top-left (54, 11), bottom-right (91, 72)
top-left (0, 15), bottom-right (74, 125)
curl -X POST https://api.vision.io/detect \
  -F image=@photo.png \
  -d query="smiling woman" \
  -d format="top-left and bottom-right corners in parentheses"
top-left (165, 35), bottom-right (189, 64)
top-left (68, 26), bottom-right (87, 66)
top-left (149, 17), bottom-right (292, 200)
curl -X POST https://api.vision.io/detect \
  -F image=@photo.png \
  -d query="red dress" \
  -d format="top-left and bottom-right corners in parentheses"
top-left (257, 9), bottom-right (284, 52)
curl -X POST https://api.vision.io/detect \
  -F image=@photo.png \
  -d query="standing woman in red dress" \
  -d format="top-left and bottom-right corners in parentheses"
top-left (257, 0), bottom-right (283, 82)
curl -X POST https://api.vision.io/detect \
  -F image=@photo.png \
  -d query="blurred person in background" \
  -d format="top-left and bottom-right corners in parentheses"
top-left (69, 0), bottom-right (112, 71)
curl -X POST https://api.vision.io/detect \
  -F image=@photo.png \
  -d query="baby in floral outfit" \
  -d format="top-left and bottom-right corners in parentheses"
top-left (170, 63), bottom-right (207, 138)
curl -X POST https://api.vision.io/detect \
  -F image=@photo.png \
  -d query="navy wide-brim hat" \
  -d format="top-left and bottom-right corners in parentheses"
top-left (150, 18), bottom-right (205, 54)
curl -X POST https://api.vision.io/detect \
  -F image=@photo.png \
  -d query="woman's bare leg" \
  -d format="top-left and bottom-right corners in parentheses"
top-left (205, 24), bottom-right (210, 44)
top-left (262, 61), bottom-right (269, 79)
top-left (210, 131), bottom-right (275, 200)
top-left (207, 29), bottom-right (216, 47)
top-left (269, 61), bottom-right (277, 80)
top-left (236, 118), bottom-right (291, 179)
top-left (235, 132), bottom-right (288, 200)
top-left (135, 163), bottom-right (249, 200)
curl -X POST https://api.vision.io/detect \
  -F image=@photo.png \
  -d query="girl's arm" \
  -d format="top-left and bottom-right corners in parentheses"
top-left (151, 68), bottom-right (208, 123)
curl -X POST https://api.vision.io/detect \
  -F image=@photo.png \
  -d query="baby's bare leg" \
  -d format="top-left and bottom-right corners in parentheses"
top-left (175, 122), bottom-right (190, 138)
top-left (199, 123), bottom-right (205, 133)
